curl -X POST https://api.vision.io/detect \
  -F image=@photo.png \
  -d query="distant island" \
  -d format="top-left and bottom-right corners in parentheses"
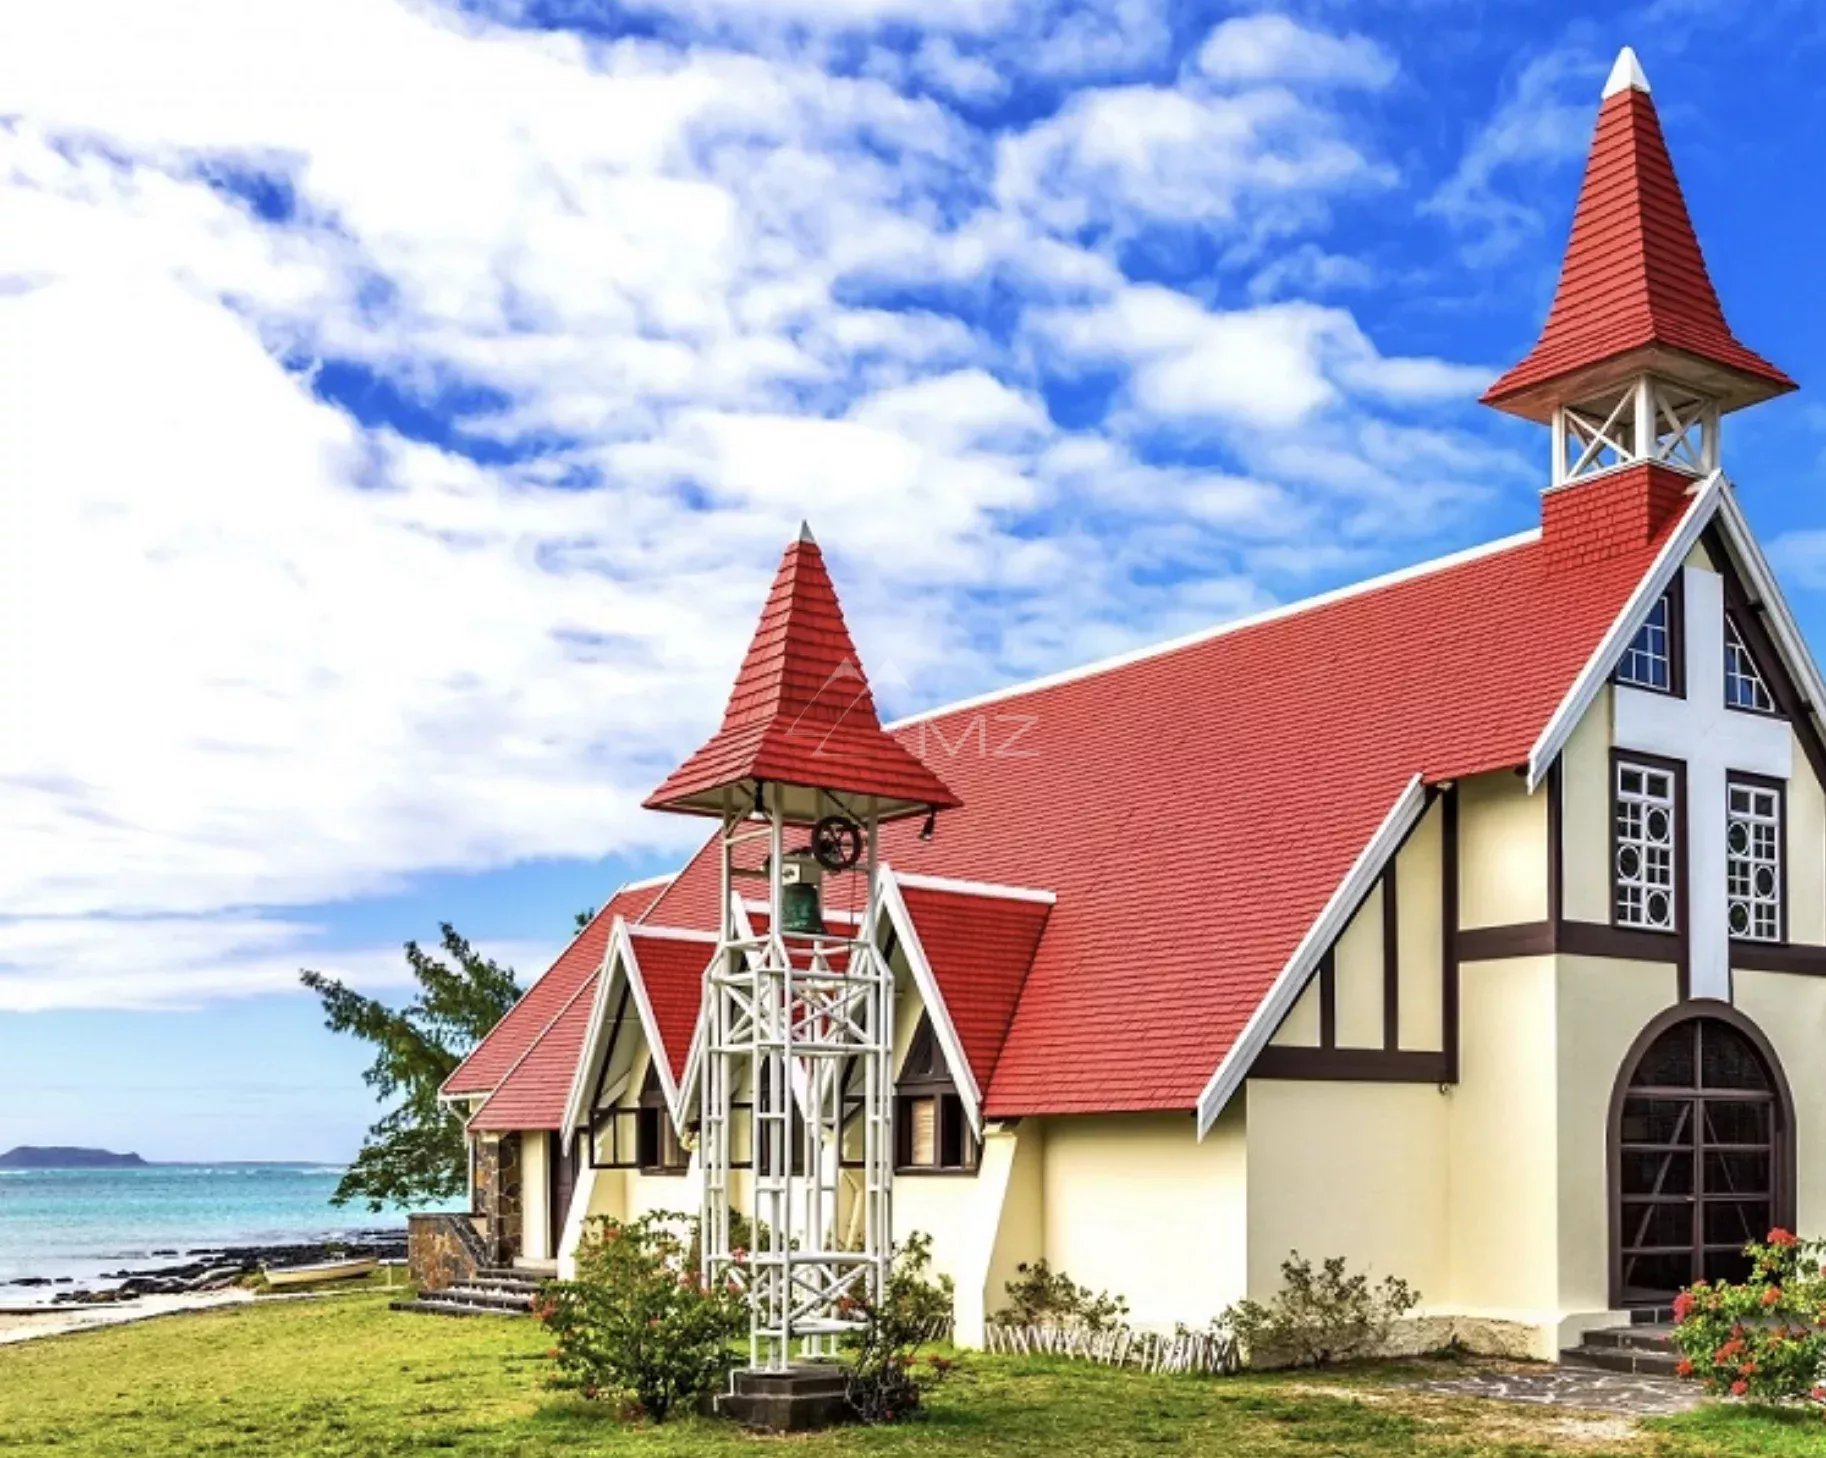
top-left (0, 1146), bottom-right (148, 1170)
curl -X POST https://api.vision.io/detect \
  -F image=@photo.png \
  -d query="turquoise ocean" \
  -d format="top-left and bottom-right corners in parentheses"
top-left (0, 1164), bottom-right (408, 1294)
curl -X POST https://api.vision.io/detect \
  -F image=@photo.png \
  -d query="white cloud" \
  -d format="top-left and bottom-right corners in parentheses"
top-left (1196, 14), bottom-right (1396, 90)
top-left (0, 914), bottom-right (555, 1012)
top-left (0, 0), bottom-right (1504, 1011)
top-left (1032, 286), bottom-right (1486, 429)
top-left (997, 81), bottom-right (1388, 237)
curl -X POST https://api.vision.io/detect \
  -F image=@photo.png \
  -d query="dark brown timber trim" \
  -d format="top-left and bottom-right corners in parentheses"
top-left (1442, 783), bottom-right (1460, 1084)
top-left (1457, 922), bottom-right (1557, 960)
top-left (1547, 756), bottom-right (1565, 929)
top-left (1382, 865), bottom-right (1400, 1052)
top-left (1251, 1047), bottom-right (1450, 1083)
top-left (1317, 950), bottom-right (1337, 1050)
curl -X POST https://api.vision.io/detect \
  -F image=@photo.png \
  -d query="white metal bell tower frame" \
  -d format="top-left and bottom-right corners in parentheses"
top-left (699, 788), bottom-right (895, 1372)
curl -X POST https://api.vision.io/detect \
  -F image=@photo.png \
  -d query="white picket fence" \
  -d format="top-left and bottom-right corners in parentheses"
top-left (983, 1320), bottom-right (1238, 1375)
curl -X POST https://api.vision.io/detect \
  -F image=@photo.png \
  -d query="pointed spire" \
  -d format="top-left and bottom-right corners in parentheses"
top-left (1602, 45), bottom-right (1649, 99)
top-left (1482, 49), bottom-right (1793, 422)
top-left (645, 531), bottom-right (960, 823)
top-left (798, 519), bottom-right (817, 545)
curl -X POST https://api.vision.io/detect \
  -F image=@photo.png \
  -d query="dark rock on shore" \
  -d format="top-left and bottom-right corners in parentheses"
top-left (48, 1229), bottom-right (407, 1305)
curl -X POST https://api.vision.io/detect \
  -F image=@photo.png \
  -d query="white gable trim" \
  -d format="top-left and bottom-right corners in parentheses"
top-left (560, 917), bottom-right (701, 1137)
top-left (891, 871), bottom-right (1057, 905)
top-left (1526, 470), bottom-right (1724, 790)
top-left (1194, 774), bottom-right (1428, 1137)
top-left (1712, 487), bottom-right (1826, 733)
top-left (878, 865), bottom-right (984, 1138)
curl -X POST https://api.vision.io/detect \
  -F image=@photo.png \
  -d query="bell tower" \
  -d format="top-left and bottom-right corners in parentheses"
top-left (1482, 47), bottom-right (1793, 488)
top-left (645, 524), bottom-right (959, 1417)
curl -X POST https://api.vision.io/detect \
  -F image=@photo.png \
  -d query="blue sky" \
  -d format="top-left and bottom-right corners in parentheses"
top-left (3, 0), bottom-right (1825, 1162)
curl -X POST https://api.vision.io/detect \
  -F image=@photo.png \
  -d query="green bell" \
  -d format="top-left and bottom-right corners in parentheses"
top-left (781, 878), bottom-right (826, 936)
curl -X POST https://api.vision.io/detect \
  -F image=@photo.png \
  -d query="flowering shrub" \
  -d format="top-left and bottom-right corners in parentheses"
top-left (1219, 1252), bottom-right (1418, 1369)
top-left (991, 1259), bottom-right (1130, 1334)
top-left (534, 1211), bottom-right (743, 1422)
top-left (838, 1233), bottom-right (958, 1424)
top-left (1669, 1229), bottom-right (1826, 1405)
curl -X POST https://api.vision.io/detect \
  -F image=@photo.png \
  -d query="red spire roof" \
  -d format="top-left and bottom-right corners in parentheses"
top-left (1482, 48), bottom-right (1793, 421)
top-left (645, 525), bottom-right (960, 823)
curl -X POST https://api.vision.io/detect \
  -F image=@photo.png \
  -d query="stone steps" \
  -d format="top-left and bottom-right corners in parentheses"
top-left (1561, 1323), bottom-right (1683, 1377)
top-left (390, 1269), bottom-right (550, 1319)
top-left (391, 1297), bottom-right (521, 1319)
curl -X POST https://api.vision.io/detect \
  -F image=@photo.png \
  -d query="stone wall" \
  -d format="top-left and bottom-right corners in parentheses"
top-left (473, 1133), bottom-right (524, 1263)
top-left (407, 1213), bottom-right (482, 1293)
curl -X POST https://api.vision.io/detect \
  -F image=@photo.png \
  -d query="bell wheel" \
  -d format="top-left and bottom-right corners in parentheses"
top-left (812, 815), bottom-right (863, 871)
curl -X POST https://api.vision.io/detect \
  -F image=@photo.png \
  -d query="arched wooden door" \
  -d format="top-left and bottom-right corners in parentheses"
top-left (1611, 1008), bottom-right (1795, 1307)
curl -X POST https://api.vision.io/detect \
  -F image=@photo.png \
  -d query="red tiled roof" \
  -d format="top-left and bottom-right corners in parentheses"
top-left (644, 529), bottom-right (960, 822)
top-left (442, 877), bottom-right (669, 1098)
top-left (648, 489), bottom-right (1688, 1115)
top-left (896, 881), bottom-right (1051, 1093)
top-left (470, 970), bottom-right (599, 1132)
top-left (626, 930), bottom-right (713, 1087)
top-left (1483, 78), bottom-right (1792, 418)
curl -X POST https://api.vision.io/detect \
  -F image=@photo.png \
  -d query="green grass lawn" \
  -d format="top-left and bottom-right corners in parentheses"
top-left (3, 1289), bottom-right (1826, 1457)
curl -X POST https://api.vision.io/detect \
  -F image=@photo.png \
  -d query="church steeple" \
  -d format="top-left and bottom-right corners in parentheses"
top-left (1483, 47), bottom-right (1794, 486)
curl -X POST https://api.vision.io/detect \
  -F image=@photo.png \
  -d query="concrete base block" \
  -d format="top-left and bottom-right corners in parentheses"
top-left (712, 1364), bottom-right (850, 1432)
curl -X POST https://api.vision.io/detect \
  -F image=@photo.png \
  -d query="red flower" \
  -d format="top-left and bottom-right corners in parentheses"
top-left (1731, 1380), bottom-right (1749, 1398)
top-left (1672, 1291), bottom-right (1695, 1324)
top-left (1769, 1228), bottom-right (1798, 1248)
top-left (1676, 1359), bottom-right (1694, 1378)
top-left (1812, 1384), bottom-right (1826, 1402)
top-left (1764, 1286), bottom-right (1784, 1308)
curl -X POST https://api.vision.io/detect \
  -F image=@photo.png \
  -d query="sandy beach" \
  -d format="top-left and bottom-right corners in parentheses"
top-left (0, 1289), bottom-right (255, 1346)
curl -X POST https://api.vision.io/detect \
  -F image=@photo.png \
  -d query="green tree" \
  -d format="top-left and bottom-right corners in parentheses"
top-left (301, 924), bottom-right (521, 1210)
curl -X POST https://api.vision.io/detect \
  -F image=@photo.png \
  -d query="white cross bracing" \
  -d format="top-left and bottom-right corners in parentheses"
top-left (1553, 376), bottom-right (1720, 485)
top-left (701, 802), bottom-right (895, 1373)
top-left (1613, 565), bottom-right (1790, 999)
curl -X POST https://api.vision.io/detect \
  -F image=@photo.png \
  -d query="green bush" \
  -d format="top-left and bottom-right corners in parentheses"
top-left (534, 1211), bottom-right (743, 1422)
top-left (1669, 1229), bottom-right (1826, 1403)
top-left (991, 1259), bottom-right (1129, 1333)
top-left (838, 1233), bottom-right (959, 1424)
top-left (1219, 1252), bottom-right (1418, 1369)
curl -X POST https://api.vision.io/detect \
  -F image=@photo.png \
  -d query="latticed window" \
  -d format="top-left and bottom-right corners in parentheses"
top-left (1615, 760), bottom-right (1678, 930)
top-left (1727, 780), bottom-right (1782, 942)
top-left (895, 1015), bottom-right (978, 1174)
top-left (1724, 616), bottom-right (1775, 712)
top-left (1617, 592), bottom-right (1675, 691)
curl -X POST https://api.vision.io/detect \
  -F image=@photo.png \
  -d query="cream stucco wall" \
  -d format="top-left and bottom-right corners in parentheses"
top-left (1039, 1107), bottom-right (1247, 1329)
top-left (1271, 976), bottom-right (1322, 1047)
top-left (1397, 802), bottom-right (1445, 1051)
top-left (1561, 683), bottom-right (1614, 924)
top-left (1553, 956), bottom-right (1680, 1322)
top-left (1734, 972), bottom-right (1826, 1234)
top-left (1244, 1080), bottom-right (1448, 1302)
top-left (1458, 770), bottom-right (1549, 928)
top-left (1787, 727), bottom-right (1826, 945)
top-left (1333, 882), bottom-right (1384, 1048)
top-left (520, 1130), bottom-right (551, 1265)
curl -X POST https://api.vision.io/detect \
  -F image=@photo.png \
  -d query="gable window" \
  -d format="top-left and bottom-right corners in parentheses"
top-left (1727, 778), bottom-right (1783, 943)
top-left (635, 1063), bottom-right (688, 1175)
top-left (1724, 615), bottom-right (1776, 713)
top-left (1617, 590), bottom-right (1678, 693)
top-left (895, 1015), bottom-right (978, 1174)
top-left (1615, 759), bottom-right (1679, 932)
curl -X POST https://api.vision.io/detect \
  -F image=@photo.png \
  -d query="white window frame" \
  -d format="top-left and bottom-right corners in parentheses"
top-left (1726, 779), bottom-right (1783, 943)
top-left (1618, 591), bottom-right (1676, 693)
top-left (1615, 759), bottom-right (1679, 932)
top-left (1724, 615), bottom-right (1776, 714)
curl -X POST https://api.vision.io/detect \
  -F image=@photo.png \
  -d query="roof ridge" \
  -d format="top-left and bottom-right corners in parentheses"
top-left (888, 527), bottom-right (1540, 731)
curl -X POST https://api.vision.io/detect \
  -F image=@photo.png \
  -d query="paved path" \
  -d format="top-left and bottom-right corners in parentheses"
top-left (1410, 1364), bottom-right (1702, 1416)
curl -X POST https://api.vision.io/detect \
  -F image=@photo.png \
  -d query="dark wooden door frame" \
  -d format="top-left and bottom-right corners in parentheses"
top-left (1607, 1000), bottom-right (1796, 1308)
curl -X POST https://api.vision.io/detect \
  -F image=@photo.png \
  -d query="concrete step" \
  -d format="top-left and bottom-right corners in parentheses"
top-left (391, 1298), bottom-right (525, 1319)
top-left (1561, 1338), bottom-right (1683, 1378)
top-left (468, 1275), bottom-right (544, 1295)
top-left (440, 1285), bottom-right (536, 1312)
top-left (1582, 1324), bottom-right (1676, 1353)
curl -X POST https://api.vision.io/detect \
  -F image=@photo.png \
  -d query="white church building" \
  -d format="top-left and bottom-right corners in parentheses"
top-left (435, 49), bottom-right (1826, 1363)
